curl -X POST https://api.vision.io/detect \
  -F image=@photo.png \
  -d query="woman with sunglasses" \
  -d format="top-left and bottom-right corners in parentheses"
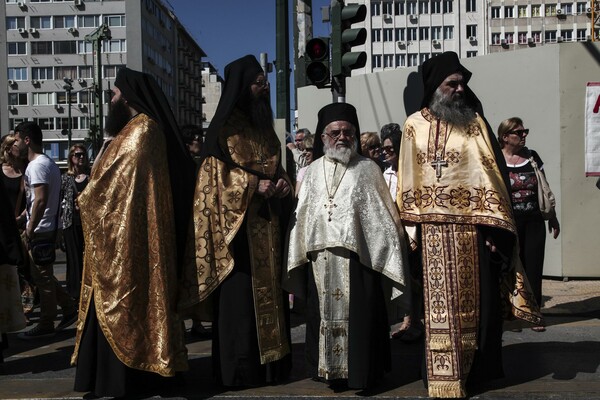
top-left (360, 131), bottom-right (385, 171)
top-left (60, 144), bottom-right (90, 301)
top-left (498, 117), bottom-right (560, 333)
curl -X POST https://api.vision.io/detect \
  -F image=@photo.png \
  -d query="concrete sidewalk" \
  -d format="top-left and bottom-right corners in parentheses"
top-left (1, 258), bottom-right (599, 399)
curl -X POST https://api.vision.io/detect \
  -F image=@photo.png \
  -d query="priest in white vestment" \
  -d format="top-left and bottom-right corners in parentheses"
top-left (285, 103), bottom-right (410, 390)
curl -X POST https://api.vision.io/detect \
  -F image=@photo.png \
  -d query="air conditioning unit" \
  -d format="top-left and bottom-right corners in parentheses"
top-left (8, 79), bottom-right (15, 85)
top-left (17, 1), bottom-right (25, 8)
top-left (409, 14), bottom-right (418, 20)
top-left (468, 36), bottom-right (476, 42)
top-left (383, 14), bottom-right (392, 21)
top-left (500, 38), bottom-right (507, 45)
top-left (67, 27), bottom-right (77, 34)
top-left (556, 9), bottom-right (563, 15)
top-left (28, 27), bottom-right (37, 34)
top-left (54, 104), bottom-right (62, 110)
top-left (17, 27), bottom-right (26, 34)
top-left (432, 39), bottom-right (440, 46)
top-left (77, 103), bottom-right (86, 109)
top-left (396, 41), bottom-right (406, 48)
top-left (31, 79), bottom-right (39, 85)
top-left (587, 7), bottom-right (592, 13)
top-left (7, 105), bottom-right (16, 111)
top-left (527, 37), bottom-right (534, 44)
top-left (74, 0), bottom-right (83, 6)
top-left (78, 78), bottom-right (85, 84)
top-left (557, 36), bottom-right (564, 42)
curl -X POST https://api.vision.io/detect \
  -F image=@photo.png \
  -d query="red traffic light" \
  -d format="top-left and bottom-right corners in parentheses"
top-left (306, 38), bottom-right (329, 61)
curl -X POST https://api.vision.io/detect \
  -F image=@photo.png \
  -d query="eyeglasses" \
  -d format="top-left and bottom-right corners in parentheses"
top-left (324, 129), bottom-right (354, 140)
top-left (382, 145), bottom-right (395, 153)
top-left (253, 79), bottom-right (270, 88)
top-left (368, 144), bottom-right (381, 151)
top-left (73, 152), bottom-right (86, 158)
top-left (509, 129), bottom-right (529, 138)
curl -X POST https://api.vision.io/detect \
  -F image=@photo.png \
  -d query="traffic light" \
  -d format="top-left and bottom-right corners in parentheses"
top-left (331, 2), bottom-right (367, 78)
top-left (305, 37), bottom-right (330, 87)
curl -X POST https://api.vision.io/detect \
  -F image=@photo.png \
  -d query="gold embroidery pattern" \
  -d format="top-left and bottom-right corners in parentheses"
top-left (445, 149), bottom-right (460, 165)
top-left (405, 124), bottom-right (416, 140)
top-left (416, 151), bottom-right (428, 165)
top-left (481, 155), bottom-right (496, 170)
top-left (466, 123), bottom-right (482, 137)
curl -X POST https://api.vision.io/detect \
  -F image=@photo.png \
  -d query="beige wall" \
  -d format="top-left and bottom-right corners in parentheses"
top-left (297, 42), bottom-right (600, 277)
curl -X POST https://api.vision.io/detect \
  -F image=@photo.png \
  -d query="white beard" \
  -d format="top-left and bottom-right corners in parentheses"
top-left (324, 139), bottom-right (357, 165)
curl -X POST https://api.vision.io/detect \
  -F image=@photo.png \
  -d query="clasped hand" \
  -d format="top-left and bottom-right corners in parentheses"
top-left (257, 178), bottom-right (290, 199)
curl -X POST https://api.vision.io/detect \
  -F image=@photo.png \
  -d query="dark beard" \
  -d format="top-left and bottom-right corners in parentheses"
top-left (249, 92), bottom-right (274, 132)
top-left (429, 89), bottom-right (477, 128)
top-left (105, 97), bottom-right (132, 137)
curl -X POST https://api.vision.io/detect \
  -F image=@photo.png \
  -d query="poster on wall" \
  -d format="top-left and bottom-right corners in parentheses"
top-left (585, 82), bottom-right (600, 177)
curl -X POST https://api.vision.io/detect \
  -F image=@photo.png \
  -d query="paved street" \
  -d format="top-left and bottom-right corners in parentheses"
top-left (1, 256), bottom-right (599, 399)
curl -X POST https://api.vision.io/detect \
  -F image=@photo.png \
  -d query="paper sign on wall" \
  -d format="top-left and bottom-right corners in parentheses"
top-left (585, 82), bottom-right (600, 177)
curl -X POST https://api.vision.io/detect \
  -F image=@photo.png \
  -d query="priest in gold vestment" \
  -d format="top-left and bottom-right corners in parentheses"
top-left (286, 103), bottom-right (410, 390)
top-left (179, 55), bottom-right (292, 387)
top-left (397, 52), bottom-right (542, 398)
top-left (72, 69), bottom-right (195, 397)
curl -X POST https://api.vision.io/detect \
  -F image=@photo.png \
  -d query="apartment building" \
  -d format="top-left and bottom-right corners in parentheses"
top-left (1, 0), bottom-right (205, 164)
top-left (200, 61), bottom-right (223, 130)
top-left (352, 0), bottom-right (594, 73)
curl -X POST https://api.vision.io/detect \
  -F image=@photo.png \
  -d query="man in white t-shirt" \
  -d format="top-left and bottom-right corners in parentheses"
top-left (14, 121), bottom-right (77, 339)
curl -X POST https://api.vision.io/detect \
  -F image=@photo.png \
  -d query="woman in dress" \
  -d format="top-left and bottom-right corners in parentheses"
top-left (497, 117), bottom-right (560, 332)
top-left (60, 144), bottom-right (90, 300)
top-left (0, 134), bottom-right (26, 218)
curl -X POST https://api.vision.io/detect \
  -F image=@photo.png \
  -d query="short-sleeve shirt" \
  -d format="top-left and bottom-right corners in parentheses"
top-left (507, 150), bottom-right (543, 218)
top-left (25, 154), bottom-right (61, 233)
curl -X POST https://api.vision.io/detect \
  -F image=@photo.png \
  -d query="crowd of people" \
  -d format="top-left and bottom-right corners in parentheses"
top-left (0, 51), bottom-right (560, 398)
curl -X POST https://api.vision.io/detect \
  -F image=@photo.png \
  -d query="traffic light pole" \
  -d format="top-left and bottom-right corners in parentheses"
top-left (276, 0), bottom-right (291, 132)
top-left (332, 76), bottom-right (345, 103)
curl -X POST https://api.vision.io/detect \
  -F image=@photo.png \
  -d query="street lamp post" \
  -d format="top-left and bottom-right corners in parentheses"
top-left (63, 77), bottom-right (74, 150)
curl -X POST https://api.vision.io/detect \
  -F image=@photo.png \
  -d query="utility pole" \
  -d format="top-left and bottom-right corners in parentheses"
top-left (276, 0), bottom-right (290, 132)
top-left (84, 24), bottom-right (111, 157)
top-left (62, 78), bottom-right (74, 150)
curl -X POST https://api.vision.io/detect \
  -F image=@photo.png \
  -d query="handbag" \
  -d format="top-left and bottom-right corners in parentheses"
top-left (30, 239), bottom-right (56, 266)
top-left (529, 155), bottom-right (556, 220)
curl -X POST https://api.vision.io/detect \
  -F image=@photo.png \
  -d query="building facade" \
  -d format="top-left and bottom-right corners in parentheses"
top-left (1, 0), bottom-right (205, 164)
top-left (200, 61), bottom-right (223, 130)
top-left (353, 0), bottom-right (595, 74)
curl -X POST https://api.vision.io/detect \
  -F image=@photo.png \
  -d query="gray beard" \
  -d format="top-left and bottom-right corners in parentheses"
top-left (323, 139), bottom-right (357, 165)
top-left (429, 89), bottom-right (477, 128)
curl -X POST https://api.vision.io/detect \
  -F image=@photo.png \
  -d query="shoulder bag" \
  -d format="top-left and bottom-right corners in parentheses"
top-left (529, 156), bottom-right (556, 220)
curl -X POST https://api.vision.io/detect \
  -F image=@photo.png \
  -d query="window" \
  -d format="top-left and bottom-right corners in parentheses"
top-left (443, 26), bottom-right (453, 40)
top-left (8, 93), bottom-right (28, 106)
top-left (577, 2), bottom-right (588, 14)
top-left (78, 41), bottom-right (93, 54)
top-left (54, 16), bottom-right (75, 29)
top-left (54, 41), bottom-right (77, 54)
top-left (419, 27), bottom-right (429, 40)
top-left (30, 16), bottom-right (52, 29)
top-left (505, 33), bottom-right (514, 44)
top-left (34, 118), bottom-right (55, 131)
top-left (372, 54), bottom-right (382, 69)
top-left (383, 29), bottom-right (394, 42)
top-left (57, 118), bottom-right (79, 131)
top-left (372, 29), bottom-right (381, 42)
top-left (6, 17), bottom-right (25, 30)
top-left (32, 67), bottom-right (53, 80)
top-left (420, 53), bottom-right (430, 63)
top-left (31, 41), bottom-right (53, 55)
top-left (466, 51), bottom-right (477, 58)
top-left (8, 42), bottom-right (27, 55)
top-left (466, 0), bottom-right (476, 12)
top-left (443, 0), bottom-right (453, 13)
top-left (105, 39), bottom-right (126, 53)
top-left (408, 28), bottom-right (418, 41)
top-left (561, 30), bottom-right (573, 41)
top-left (383, 54), bottom-right (393, 68)
top-left (491, 7), bottom-right (501, 18)
top-left (518, 32), bottom-right (528, 44)
top-left (8, 67), bottom-right (27, 80)
top-left (9, 119), bottom-right (28, 132)
top-left (371, 2), bottom-right (381, 16)
top-left (55, 66), bottom-right (77, 80)
top-left (56, 91), bottom-right (77, 105)
top-left (532, 5), bottom-right (541, 17)
top-left (466, 25), bottom-right (477, 38)
top-left (518, 6), bottom-right (527, 18)
top-left (577, 29), bottom-right (587, 41)
top-left (103, 65), bottom-right (121, 78)
top-left (545, 30), bottom-right (557, 42)
top-left (77, 15), bottom-right (100, 28)
top-left (432, 26), bottom-right (442, 40)
top-left (407, 54), bottom-right (418, 67)
top-left (532, 31), bottom-right (541, 43)
top-left (431, 0), bottom-right (441, 13)
top-left (395, 1), bottom-right (404, 15)
top-left (78, 90), bottom-right (91, 104)
top-left (545, 4), bottom-right (557, 16)
top-left (383, 2), bottom-right (392, 15)
top-left (562, 4), bottom-right (572, 14)
top-left (407, 1), bottom-right (417, 15)
top-left (492, 33), bottom-right (501, 45)
top-left (395, 28), bottom-right (405, 41)
top-left (396, 54), bottom-right (406, 67)
top-left (419, 0), bottom-right (428, 14)
top-left (79, 66), bottom-right (93, 79)
top-left (79, 117), bottom-right (90, 130)
top-left (32, 92), bottom-right (53, 106)
top-left (505, 6), bottom-right (514, 18)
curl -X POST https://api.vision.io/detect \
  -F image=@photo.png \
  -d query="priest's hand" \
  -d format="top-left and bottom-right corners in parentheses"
top-left (273, 178), bottom-right (291, 198)
top-left (257, 179), bottom-right (277, 198)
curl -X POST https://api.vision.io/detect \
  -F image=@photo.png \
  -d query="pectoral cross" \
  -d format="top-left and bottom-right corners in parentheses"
top-left (256, 153), bottom-right (269, 172)
top-left (431, 155), bottom-right (448, 179)
top-left (324, 197), bottom-right (337, 222)
top-left (332, 288), bottom-right (344, 301)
